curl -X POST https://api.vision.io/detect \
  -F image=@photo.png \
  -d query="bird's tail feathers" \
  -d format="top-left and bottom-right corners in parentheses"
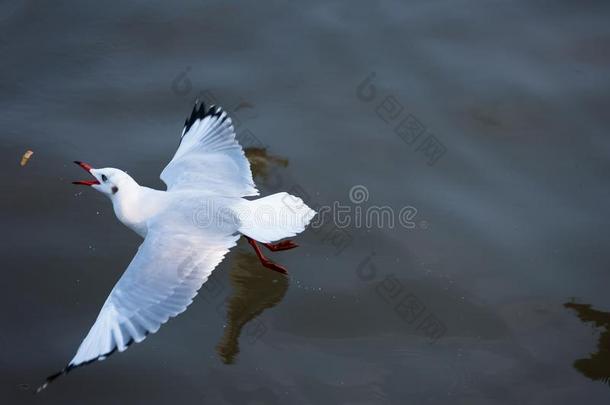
top-left (235, 192), bottom-right (316, 243)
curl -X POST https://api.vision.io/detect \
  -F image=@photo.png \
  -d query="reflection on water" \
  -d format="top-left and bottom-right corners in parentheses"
top-left (216, 251), bottom-right (289, 364)
top-left (233, 100), bottom-right (255, 113)
top-left (564, 301), bottom-right (610, 386)
top-left (214, 144), bottom-right (291, 363)
top-left (244, 147), bottom-right (288, 182)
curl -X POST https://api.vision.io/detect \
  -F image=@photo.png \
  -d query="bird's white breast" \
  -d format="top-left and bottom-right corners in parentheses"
top-left (112, 186), bottom-right (170, 238)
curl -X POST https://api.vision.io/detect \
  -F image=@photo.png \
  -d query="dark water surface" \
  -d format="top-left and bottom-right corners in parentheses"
top-left (2, 1), bottom-right (610, 404)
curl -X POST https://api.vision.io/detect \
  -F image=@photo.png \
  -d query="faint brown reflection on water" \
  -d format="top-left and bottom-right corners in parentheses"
top-left (216, 251), bottom-right (289, 364)
top-left (564, 300), bottom-right (610, 386)
top-left (244, 147), bottom-right (288, 181)
top-left (214, 145), bottom-right (290, 363)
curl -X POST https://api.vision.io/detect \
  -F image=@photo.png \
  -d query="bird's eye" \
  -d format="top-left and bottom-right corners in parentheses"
top-left (101, 174), bottom-right (108, 182)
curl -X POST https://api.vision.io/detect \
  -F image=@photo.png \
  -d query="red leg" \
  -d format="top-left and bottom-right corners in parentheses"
top-left (263, 240), bottom-right (298, 252)
top-left (245, 237), bottom-right (288, 274)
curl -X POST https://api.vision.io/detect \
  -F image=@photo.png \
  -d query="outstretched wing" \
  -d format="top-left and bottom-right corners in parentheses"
top-left (39, 219), bottom-right (239, 391)
top-left (160, 102), bottom-right (258, 196)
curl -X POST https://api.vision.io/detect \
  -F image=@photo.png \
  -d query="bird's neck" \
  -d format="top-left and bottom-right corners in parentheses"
top-left (112, 181), bottom-right (166, 237)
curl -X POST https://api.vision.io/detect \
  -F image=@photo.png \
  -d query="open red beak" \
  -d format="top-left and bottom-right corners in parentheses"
top-left (72, 161), bottom-right (100, 186)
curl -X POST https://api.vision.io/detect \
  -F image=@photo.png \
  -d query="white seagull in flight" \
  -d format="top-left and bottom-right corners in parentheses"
top-left (38, 102), bottom-right (316, 391)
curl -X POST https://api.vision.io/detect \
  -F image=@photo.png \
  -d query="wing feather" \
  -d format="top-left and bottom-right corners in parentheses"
top-left (38, 220), bottom-right (238, 392)
top-left (160, 102), bottom-right (258, 196)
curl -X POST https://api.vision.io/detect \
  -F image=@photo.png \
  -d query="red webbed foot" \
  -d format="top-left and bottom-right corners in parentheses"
top-left (263, 240), bottom-right (298, 252)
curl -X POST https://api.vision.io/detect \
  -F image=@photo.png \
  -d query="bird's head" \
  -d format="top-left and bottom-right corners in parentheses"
top-left (72, 161), bottom-right (135, 198)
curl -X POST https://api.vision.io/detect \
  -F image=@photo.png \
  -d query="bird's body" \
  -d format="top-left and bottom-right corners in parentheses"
top-left (38, 102), bottom-right (315, 391)
top-left (109, 182), bottom-right (232, 238)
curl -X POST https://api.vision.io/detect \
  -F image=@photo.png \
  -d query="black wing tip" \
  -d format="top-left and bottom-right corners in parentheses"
top-left (183, 100), bottom-right (229, 135)
top-left (36, 365), bottom-right (72, 393)
top-left (35, 334), bottom-right (146, 393)
top-left (36, 357), bottom-right (103, 393)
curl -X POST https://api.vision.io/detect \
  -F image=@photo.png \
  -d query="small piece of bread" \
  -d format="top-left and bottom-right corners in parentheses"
top-left (20, 150), bottom-right (34, 166)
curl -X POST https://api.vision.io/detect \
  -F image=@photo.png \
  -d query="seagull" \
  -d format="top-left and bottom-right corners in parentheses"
top-left (37, 102), bottom-right (316, 392)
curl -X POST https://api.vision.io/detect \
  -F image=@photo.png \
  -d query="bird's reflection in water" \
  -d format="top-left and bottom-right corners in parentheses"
top-left (564, 300), bottom-right (610, 386)
top-left (216, 250), bottom-right (289, 364)
top-left (215, 146), bottom-right (290, 363)
top-left (244, 147), bottom-right (288, 182)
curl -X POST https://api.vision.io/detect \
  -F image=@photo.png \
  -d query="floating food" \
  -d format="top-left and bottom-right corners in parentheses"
top-left (20, 150), bottom-right (34, 166)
